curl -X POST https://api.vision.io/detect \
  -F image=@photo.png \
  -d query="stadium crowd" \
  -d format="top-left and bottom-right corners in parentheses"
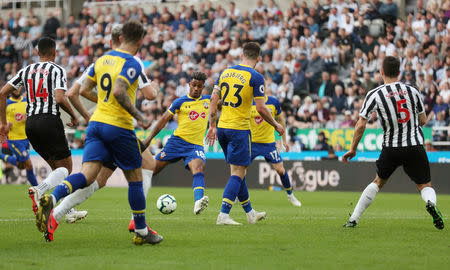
top-left (0, 0), bottom-right (449, 150)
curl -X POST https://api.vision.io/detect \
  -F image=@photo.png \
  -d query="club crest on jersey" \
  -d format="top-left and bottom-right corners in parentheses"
top-left (15, 113), bottom-right (25, 122)
top-left (189, 110), bottom-right (200, 120)
top-left (203, 101), bottom-right (209, 109)
top-left (255, 116), bottom-right (264, 124)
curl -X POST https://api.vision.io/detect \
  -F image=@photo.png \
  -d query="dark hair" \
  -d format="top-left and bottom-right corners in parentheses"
top-left (243, 42), bottom-right (261, 60)
top-left (382, 56), bottom-right (400, 77)
top-left (191, 71), bottom-right (207, 82)
top-left (38, 37), bottom-right (56, 56)
top-left (121, 20), bottom-right (145, 43)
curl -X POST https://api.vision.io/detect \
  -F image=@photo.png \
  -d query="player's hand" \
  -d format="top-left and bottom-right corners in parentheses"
top-left (206, 127), bottom-right (217, 146)
top-left (275, 123), bottom-right (285, 136)
top-left (149, 81), bottom-right (159, 99)
top-left (67, 117), bottom-right (79, 127)
top-left (0, 124), bottom-right (9, 143)
top-left (283, 141), bottom-right (290, 152)
top-left (138, 118), bottom-right (151, 130)
top-left (342, 150), bottom-right (356, 163)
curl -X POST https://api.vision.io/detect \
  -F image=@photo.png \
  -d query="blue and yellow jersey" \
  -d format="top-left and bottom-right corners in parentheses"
top-left (250, 96), bottom-right (281, 144)
top-left (169, 95), bottom-right (210, 146)
top-left (87, 49), bottom-right (142, 130)
top-left (215, 64), bottom-right (265, 130)
top-left (6, 96), bottom-right (27, 140)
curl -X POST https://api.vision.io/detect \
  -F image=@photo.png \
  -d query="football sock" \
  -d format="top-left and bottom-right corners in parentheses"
top-left (420, 187), bottom-right (437, 205)
top-left (349, 182), bottom-right (379, 223)
top-left (192, 172), bottom-right (205, 201)
top-left (51, 173), bottom-right (87, 203)
top-left (0, 154), bottom-right (17, 166)
top-left (37, 167), bottom-right (69, 195)
top-left (128, 181), bottom-right (147, 236)
top-left (237, 177), bottom-right (252, 213)
top-left (53, 181), bottom-right (99, 223)
top-left (221, 175), bottom-right (242, 214)
top-left (26, 169), bottom-right (38, 186)
top-left (280, 172), bottom-right (293, 195)
top-left (142, 169), bottom-right (153, 199)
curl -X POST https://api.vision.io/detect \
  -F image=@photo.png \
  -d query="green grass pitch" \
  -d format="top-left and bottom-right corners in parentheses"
top-left (0, 185), bottom-right (448, 270)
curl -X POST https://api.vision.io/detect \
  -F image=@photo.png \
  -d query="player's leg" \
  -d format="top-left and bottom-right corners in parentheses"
top-left (271, 162), bottom-right (301, 206)
top-left (7, 139), bottom-right (38, 186)
top-left (188, 158), bottom-right (209, 215)
top-left (0, 152), bottom-right (17, 166)
top-left (23, 159), bottom-right (38, 186)
top-left (403, 146), bottom-right (444, 229)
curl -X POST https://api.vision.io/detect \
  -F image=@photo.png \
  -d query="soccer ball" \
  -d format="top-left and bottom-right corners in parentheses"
top-left (156, 194), bottom-right (177, 214)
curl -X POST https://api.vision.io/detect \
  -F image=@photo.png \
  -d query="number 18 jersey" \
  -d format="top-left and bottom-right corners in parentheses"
top-left (87, 49), bottom-right (142, 130)
top-left (215, 64), bottom-right (265, 130)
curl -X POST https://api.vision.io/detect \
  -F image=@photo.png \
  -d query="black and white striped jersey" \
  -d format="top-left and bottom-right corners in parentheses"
top-left (360, 82), bottom-right (425, 147)
top-left (8, 61), bottom-right (68, 116)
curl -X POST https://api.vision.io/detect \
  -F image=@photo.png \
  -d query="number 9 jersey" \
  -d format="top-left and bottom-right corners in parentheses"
top-left (87, 49), bottom-right (142, 130)
top-left (215, 64), bottom-right (265, 130)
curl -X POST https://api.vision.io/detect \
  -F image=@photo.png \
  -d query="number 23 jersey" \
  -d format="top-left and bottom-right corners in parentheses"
top-left (215, 64), bottom-right (265, 130)
top-left (87, 49), bottom-right (142, 130)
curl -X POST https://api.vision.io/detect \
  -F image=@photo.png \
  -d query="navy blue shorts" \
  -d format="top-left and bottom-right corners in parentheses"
top-left (251, 142), bottom-right (282, 164)
top-left (155, 135), bottom-right (206, 171)
top-left (217, 128), bottom-right (251, 166)
top-left (7, 139), bottom-right (30, 163)
top-left (83, 121), bottom-right (142, 170)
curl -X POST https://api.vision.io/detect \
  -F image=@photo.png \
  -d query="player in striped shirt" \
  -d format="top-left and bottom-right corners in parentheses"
top-left (343, 56), bottom-right (444, 230)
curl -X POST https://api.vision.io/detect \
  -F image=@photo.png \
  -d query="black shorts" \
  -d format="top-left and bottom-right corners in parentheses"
top-left (25, 114), bottom-right (71, 161)
top-left (102, 139), bottom-right (145, 171)
top-left (376, 145), bottom-right (430, 184)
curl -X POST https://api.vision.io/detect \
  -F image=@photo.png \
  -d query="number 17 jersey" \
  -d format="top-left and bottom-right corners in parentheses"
top-left (87, 49), bottom-right (142, 130)
top-left (216, 64), bottom-right (265, 130)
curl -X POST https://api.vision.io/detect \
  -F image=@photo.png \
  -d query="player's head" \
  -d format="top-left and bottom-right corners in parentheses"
top-left (37, 37), bottom-right (56, 60)
top-left (242, 42), bottom-right (262, 65)
top-left (189, 71), bottom-right (207, 98)
top-left (381, 56), bottom-right (400, 79)
top-left (120, 20), bottom-right (145, 52)
top-left (111, 24), bottom-right (123, 49)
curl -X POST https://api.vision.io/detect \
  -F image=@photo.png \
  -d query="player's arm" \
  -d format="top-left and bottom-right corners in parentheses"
top-left (206, 85), bottom-right (221, 146)
top-left (255, 98), bottom-right (284, 136)
top-left (419, 112), bottom-right (427, 126)
top-left (276, 112), bottom-right (289, 151)
top-left (55, 90), bottom-right (78, 127)
top-left (67, 82), bottom-right (91, 124)
top-left (343, 117), bottom-right (368, 163)
top-left (113, 77), bottom-right (150, 129)
top-left (79, 78), bottom-right (98, 103)
top-left (143, 110), bottom-right (174, 149)
top-left (0, 83), bottom-right (16, 140)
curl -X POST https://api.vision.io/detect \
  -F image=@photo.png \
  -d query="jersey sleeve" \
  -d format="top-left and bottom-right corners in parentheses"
top-left (359, 92), bottom-right (378, 119)
top-left (87, 61), bottom-right (96, 82)
top-left (415, 90), bottom-right (425, 114)
top-left (7, 69), bottom-right (24, 90)
top-left (168, 98), bottom-right (183, 115)
top-left (250, 72), bottom-right (265, 99)
top-left (77, 63), bottom-right (94, 86)
top-left (54, 66), bottom-right (68, 91)
top-left (134, 57), bottom-right (151, 89)
top-left (118, 58), bottom-right (142, 86)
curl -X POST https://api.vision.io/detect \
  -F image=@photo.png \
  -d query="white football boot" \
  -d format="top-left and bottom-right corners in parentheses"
top-left (216, 213), bottom-right (242, 225)
top-left (65, 208), bottom-right (88, 223)
top-left (194, 195), bottom-right (209, 215)
top-left (246, 209), bottom-right (266, 224)
top-left (287, 194), bottom-right (302, 207)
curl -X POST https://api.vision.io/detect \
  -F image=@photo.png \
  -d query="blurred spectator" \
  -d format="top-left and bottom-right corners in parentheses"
top-left (314, 131), bottom-right (329, 151)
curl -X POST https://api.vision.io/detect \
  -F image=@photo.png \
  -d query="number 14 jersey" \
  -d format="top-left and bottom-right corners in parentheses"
top-left (215, 64), bottom-right (265, 130)
top-left (87, 49), bottom-right (143, 130)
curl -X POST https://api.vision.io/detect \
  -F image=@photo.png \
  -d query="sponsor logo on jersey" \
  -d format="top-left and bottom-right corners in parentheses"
top-left (15, 113), bottom-right (25, 122)
top-left (255, 116), bottom-right (264, 124)
top-left (200, 112), bottom-right (206, 119)
top-left (189, 110), bottom-right (200, 120)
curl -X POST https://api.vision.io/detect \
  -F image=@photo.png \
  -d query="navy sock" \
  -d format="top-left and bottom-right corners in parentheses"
top-left (192, 172), bottom-right (205, 201)
top-left (0, 154), bottom-right (17, 166)
top-left (221, 175), bottom-right (242, 214)
top-left (26, 169), bottom-right (38, 186)
top-left (128, 181), bottom-right (146, 230)
top-left (51, 173), bottom-right (87, 202)
top-left (280, 172), bottom-right (293, 195)
top-left (237, 177), bottom-right (252, 213)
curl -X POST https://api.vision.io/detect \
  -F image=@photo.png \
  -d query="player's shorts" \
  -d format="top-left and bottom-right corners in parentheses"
top-left (376, 145), bottom-right (430, 184)
top-left (1, 145), bottom-right (12, 155)
top-left (155, 135), bottom-right (205, 171)
top-left (7, 139), bottom-right (30, 162)
top-left (217, 128), bottom-right (251, 166)
top-left (102, 140), bottom-right (146, 171)
top-left (25, 114), bottom-right (71, 160)
top-left (83, 121), bottom-right (142, 170)
top-left (251, 142), bottom-right (282, 164)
